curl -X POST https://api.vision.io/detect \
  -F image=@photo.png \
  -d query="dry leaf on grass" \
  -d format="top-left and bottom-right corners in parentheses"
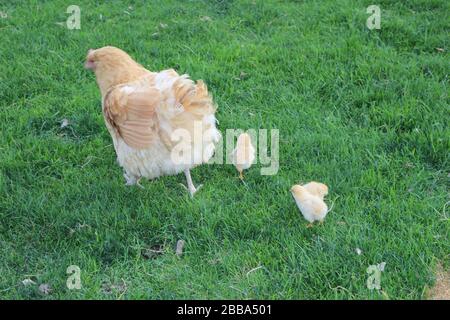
top-left (60, 118), bottom-right (69, 128)
top-left (175, 240), bottom-right (185, 256)
top-left (38, 283), bottom-right (51, 295)
top-left (234, 71), bottom-right (249, 81)
top-left (102, 279), bottom-right (127, 295)
top-left (141, 244), bottom-right (165, 259)
top-left (22, 279), bottom-right (36, 286)
top-left (200, 16), bottom-right (212, 22)
top-left (427, 263), bottom-right (450, 300)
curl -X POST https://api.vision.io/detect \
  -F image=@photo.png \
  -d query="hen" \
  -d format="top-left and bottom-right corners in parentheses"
top-left (85, 46), bottom-right (220, 196)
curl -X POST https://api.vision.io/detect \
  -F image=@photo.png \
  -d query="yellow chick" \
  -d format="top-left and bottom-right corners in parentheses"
top-left (232, 133), bottom-right (255, 179)
top-left (303, 181), bottom-right (328, 200)
top-left (290, 185), bottom-right (328, 227)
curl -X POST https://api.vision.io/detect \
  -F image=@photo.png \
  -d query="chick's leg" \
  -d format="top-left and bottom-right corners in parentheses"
top-left (184, 169), bottom-right (202, 197)
top-left (239, 171), bottom-right (244, 180)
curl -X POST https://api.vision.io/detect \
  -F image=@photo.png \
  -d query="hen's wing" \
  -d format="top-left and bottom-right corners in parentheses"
top-left (103, 83), bottom-right (161, 149)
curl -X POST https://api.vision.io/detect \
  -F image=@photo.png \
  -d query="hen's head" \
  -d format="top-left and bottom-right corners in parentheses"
top-left (85, 46), bottom-right (146, 94)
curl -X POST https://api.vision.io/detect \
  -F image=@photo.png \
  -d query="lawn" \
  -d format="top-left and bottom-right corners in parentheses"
top-left (0, 0), bottom-right (448, 299)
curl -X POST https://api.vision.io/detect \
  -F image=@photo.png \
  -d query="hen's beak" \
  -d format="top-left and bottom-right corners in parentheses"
top-left (84, 48), bottom-right (95, 70)
top-left (84, 60), bottom-right (95, 70)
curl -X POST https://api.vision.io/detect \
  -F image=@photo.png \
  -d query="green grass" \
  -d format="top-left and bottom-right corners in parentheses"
top-left (0, 0), bottom-right (448, 299)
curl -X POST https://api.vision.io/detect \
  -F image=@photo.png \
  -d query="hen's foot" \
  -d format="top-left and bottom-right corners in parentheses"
top-left (180, 183), bottom-right (203, 197)
top-left (184, 169), bottom-right (202, 197)
top-left (124, 173), bottom-right (144, 189)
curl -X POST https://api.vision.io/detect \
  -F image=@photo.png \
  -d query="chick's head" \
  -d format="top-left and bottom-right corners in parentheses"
top-left (311, 181), bottom-right (329, 197)
top-left (290, 185), bottom-right (308, 200)
top-left (237, 133), bottom-right (251, 145)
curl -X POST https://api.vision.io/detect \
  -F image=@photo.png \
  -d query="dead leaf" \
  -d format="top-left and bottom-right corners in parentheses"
top-left (355, 248), bottom-right (362, 255)
top-left (38, 283), bottom-right (52, 295)
top-left (0, 11), bottom-right (8, 19)
top-left (200, 16), bottom-right (212, 22)
top-left (404, 162), bottom-right (415, 168)
top-left (102, 279), bottom-right (127, 295)
top-left (159, 23), bottom-right (168, 29)
top-left (141, 244), bottom-right (164, 259)
top-left (22, 279), bottom-right (36, 286)
top-left (235, 71), bottom-right (249, 81)
top-left (113, 280), bottom-right (127, 292)
top-left (435, 48), bottom-right (445, 52)
top-left (427, 263), bottom-right (450, 300)
top-left (60, 118), bottom-right (70, 128)
top-left (175, 239), bottom-right (185, 256)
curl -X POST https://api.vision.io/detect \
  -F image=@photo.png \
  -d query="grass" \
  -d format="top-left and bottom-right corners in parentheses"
top-left (0, 0), bottom-right (448, 299)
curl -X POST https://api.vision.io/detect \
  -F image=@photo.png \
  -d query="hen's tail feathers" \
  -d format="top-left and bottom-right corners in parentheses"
top-left (169, 76), bottom-right (221, 164)
top-left (173, 77), bottom-right (216, 117)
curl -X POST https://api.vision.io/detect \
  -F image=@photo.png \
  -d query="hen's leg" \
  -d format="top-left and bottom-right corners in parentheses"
top-left (239, 171), bottom-right (244, 180)
top-left (184, 169), bottom-right (202, 197)
top-left (124, 173), bottom-right (144, 189)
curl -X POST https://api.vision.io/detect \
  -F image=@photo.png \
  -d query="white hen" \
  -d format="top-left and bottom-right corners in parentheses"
top-left (86, 46), bottom-right (221, 196)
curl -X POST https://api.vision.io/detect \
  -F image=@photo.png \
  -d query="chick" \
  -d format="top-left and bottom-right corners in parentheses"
top-left (290, 185), bottom-right (328, 227)
top-left (232, 133), bottom-right (255, 179)
top-left (303, 181), bottom-right (328, 200)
